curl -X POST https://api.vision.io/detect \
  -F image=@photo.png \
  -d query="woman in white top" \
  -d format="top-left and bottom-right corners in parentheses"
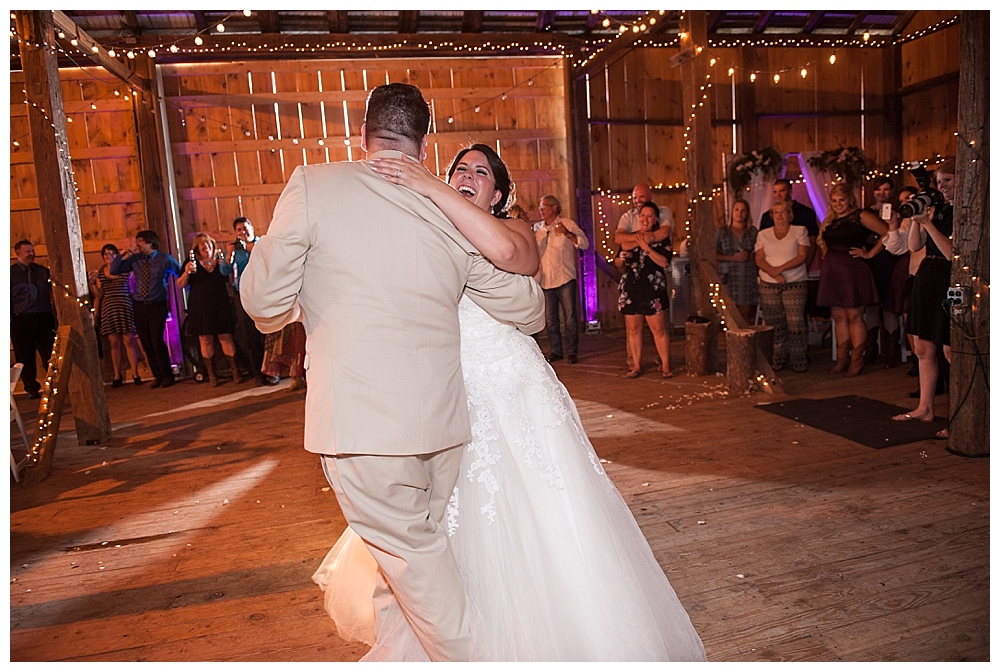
top-left (755, 200), bottom-right (811, 372)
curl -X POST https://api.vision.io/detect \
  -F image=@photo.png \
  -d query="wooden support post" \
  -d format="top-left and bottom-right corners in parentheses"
top-left (21, 326), bottom-right (76, 486)
top-left (678, 12), bottom-right (718, 321)
top-left (948, 10), bottom-right (989, 458)
top-left (131, 54), bottom-right (171, 240)
top-left (16, 10), bottom-right (111, 446)
top-left (570, 73), bottom-right (597, 325)
top-left (736, 47), bottom-right (761, 153)
top-left (881, 43), bottom-right (904, 170)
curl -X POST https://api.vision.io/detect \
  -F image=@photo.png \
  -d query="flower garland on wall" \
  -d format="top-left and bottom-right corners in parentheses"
top-left (806, 146), bottom-right (870, 189)
top-left (726, 147), bottom-right (784, 193)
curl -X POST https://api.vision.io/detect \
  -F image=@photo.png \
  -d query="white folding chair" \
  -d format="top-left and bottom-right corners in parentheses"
top-left (10, 363), bottom-right (29, 482)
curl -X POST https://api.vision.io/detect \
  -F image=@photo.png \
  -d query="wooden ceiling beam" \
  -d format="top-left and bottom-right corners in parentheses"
top-left (707, 11), bottom-right (723, 33)
top-left (753, 11), bottom-right (774, 34)
top-left (50, 10), bottom-right (149, 91)
top-left (399, 11), bottom-right (419, 34)
top-left (802, 11), bottom-right (824, 34)
top-left (258, 11), bottom-right (279, 35)
top-left (327, 10), bottom-right (348, 33)
top-left (572, 11), bottom-right (667, 80)
top-left (847, 13), bottom-right (868, 35)
top-left (192, 11), bottom-right (208, 33)
top-left (119, 10), bottom-right (140, 37)
top-left (97, 32), bottom-right (583, 63)
top-left (538, 11), bottom-right (556, 32)
top-left (461, 11), bottom-right (483, 34)
top-left (893, 11), bottom-right (918, 36)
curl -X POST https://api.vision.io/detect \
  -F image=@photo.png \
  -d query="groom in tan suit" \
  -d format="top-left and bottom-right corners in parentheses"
top-left (240, 84), bottom-right (544, 661)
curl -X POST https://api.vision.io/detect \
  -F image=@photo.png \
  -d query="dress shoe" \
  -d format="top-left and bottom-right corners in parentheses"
top-left (150, 378), bottom-right (163, 389)
top-left (263, 374), bottom-right (281, 386)
top-left (26, 390), bottom-right (41, 399)
top-left (567, 355), bottom-right (578, 364)
top-left (160, 377), bottom-right (176, 388)
top-left (546, 354), bottom-right (564, 363)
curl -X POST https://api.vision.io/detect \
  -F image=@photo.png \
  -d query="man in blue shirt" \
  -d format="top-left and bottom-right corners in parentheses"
top-left (10, 240), bottom-right (57, 399)
top-left (110, 230), bottom-right (182, 388)
top-left (227, 217), bottom-right (275, 385)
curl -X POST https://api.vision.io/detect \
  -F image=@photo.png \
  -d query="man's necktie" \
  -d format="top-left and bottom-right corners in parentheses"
top-left (140, 257), bottom-right (150, 298)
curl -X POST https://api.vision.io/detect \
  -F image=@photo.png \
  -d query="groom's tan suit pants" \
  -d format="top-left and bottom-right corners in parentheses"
top-left (321, 447), bottom-right (471, 662)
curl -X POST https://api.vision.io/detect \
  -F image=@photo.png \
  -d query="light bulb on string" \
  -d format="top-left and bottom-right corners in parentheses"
top-left (107, 48), bottom-right (116, 57)
top-left (728, 67), bottom-right (734, 76)
top-left (243, 9), bottom-right (252, 17)
top-left (170, 44), bottom-right (179, 53)
top-left (217, 23), bottom-right (226, 33)
top-left (602, 18), bottom-right (610, 28)
top-left (194, 36), bottom-right (204, 46)
top-left (800, 68), bottom-right (807, 78)
top-left (863, 31), bottom-right (870, 42)
top-left (773, 73), bottom-right (780, 83)
top-left (750, 73), bottom-right (756, 82)
top-left (829, 54), bottom-right (836, 65)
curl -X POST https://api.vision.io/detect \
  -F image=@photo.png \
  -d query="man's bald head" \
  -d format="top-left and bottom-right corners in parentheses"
top-left (632, 183), bottom-right (653, 210)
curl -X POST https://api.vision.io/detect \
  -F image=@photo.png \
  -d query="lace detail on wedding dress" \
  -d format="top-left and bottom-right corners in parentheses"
top-left (446, 487), bottom-right (460, 537)
top-left (458, 296), bottom-right (577, 519)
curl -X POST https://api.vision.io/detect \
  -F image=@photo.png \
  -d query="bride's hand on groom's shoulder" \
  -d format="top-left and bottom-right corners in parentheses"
top-left (370, 155), bottom-right (440, 198)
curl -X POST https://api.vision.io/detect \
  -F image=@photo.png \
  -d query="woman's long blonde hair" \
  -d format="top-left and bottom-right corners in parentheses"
top-left (818, 183), bottom-right (859, 250)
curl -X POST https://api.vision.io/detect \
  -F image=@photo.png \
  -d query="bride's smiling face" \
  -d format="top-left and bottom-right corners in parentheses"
top-left (448, 150), bottom-right (502, 213)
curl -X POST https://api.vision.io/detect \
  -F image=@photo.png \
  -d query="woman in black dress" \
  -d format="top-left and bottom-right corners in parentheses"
top-left (177, 233), bottom-right (243, 386)
top-left (816, 184), bottom-right (888, 376)
top-left (892, 161), bottom-right (955, 434)
top-left (89, 243), bottom-right (143, 387)
top-left (618, 202), bottom-right (673, 378)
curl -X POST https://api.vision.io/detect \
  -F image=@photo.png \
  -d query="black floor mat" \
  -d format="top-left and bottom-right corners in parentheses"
top-left (754, 395), bottom-right (948, 448)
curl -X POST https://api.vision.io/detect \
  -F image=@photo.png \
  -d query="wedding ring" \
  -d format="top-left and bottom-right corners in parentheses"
top-left (396, 168), bottom-right (401, 178)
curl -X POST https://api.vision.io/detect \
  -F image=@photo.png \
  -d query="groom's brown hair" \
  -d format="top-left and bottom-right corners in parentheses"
top-left (364, 83), bottom-right (431, 150)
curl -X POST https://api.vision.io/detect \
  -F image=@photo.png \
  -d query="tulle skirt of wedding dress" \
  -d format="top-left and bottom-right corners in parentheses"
top-left (312, 297), bottom-right (706, 661)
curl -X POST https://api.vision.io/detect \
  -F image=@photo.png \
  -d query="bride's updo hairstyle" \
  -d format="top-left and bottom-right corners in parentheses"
top-left (446, 143), bottom-right (515, 218)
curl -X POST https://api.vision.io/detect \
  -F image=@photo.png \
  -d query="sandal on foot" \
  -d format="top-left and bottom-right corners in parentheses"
top-left (661, 369), bottom-right (674, 379)
top-left (625, 369), bottom-right (642, 379)
top-left (772, 362), bottom-right (785, 371)
top-left (935, 428), bottom-right (949, 439)
top-left (891, 412), bottom-right (933, 423)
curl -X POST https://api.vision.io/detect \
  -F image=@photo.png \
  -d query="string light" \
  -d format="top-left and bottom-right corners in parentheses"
top-left (800, 68), bottom-right (808, 78)
top-left (829, 54), bottom-right (836, 65)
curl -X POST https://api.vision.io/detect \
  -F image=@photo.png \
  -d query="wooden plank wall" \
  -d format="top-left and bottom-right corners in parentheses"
top-left (158, 56), bottom-right (570, 250)
top-left (901, 11), bottom-right (961, 163)
top-left (586, 15), bottom-right (959, 326)
top-left (10, 68), bottom-right (146, 269)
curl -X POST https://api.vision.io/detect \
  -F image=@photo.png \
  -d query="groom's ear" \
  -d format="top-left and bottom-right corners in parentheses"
top-left (418, 136), bottom-right (428, 162)
top-left (360, 124), bottom-right (368, 153)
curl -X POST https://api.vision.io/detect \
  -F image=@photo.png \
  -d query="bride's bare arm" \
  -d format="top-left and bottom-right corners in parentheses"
top-left (371, 155), bottom-right (539, 276)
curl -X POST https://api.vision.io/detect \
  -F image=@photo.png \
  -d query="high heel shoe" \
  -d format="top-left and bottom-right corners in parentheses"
top-left (111, 377), bottom-right (123, 388)
top-left (133, 376), bottom-right (143, 386)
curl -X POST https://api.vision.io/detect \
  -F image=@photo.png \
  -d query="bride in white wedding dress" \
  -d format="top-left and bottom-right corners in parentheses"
top-left (312, 145), bottom-right (706, 662)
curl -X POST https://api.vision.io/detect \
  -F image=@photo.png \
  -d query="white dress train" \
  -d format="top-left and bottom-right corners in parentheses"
top-left (312, 296), bottom-right (706, 661)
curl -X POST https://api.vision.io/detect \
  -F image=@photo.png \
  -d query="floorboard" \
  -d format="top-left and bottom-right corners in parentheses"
top-left (10, 329), bottom-right (989, 661)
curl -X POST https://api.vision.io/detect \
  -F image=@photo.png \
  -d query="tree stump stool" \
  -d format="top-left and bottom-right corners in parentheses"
top-left (726, 325), bottom-right (774, 395)
top-left (684, 317), bottom-right (717, 376)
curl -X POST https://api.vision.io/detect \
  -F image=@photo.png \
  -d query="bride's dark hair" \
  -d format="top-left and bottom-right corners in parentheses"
top-left (446, 144), bottom-right (514, 218)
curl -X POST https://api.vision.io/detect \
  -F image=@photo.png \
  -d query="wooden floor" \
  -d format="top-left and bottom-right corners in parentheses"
top-left (9, 330), bottom-right (989, 662)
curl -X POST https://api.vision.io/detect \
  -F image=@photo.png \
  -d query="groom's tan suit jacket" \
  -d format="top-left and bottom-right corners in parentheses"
top-left (240, 150), bottom-right (545, 456)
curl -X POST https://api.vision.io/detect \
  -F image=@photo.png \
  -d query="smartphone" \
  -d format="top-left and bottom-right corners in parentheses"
top-left (880, 203), bottom-right (892, 221)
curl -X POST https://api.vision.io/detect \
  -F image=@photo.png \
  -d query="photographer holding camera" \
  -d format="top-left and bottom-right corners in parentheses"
top-left (891, 160), bottom-right (954, 436)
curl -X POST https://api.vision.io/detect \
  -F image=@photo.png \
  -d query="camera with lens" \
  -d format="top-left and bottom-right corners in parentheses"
top-left (898, 163), bottom-right (945, 218)
top-left (233, 237), bottom-right (246, 251)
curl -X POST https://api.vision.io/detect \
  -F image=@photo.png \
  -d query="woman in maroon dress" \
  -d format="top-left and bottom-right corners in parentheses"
top-left (816, 184), bottom-right (888, 376)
